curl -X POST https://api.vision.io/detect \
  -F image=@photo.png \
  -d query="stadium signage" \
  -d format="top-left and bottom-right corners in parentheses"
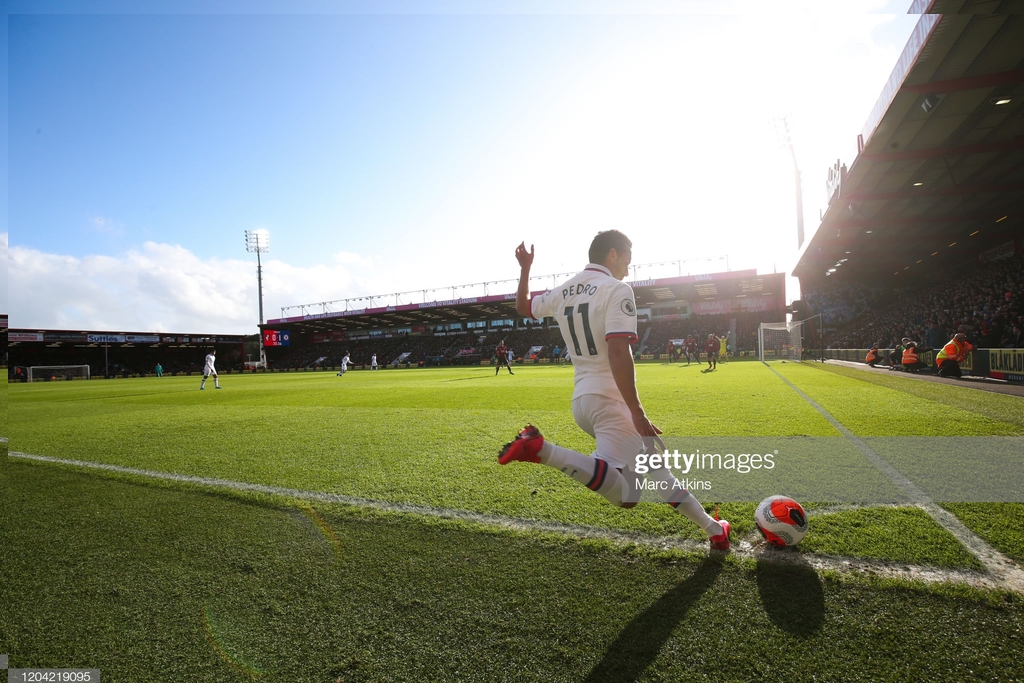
top-left (44, 333), bottom-right (88, 342)
top-left (126, 334), bottom-right (160, 343)
top-left (825, 159), bottom-right (844, 205)
top-left (989, 349), bottom-right (1024, 381)
top-left (88, 334), bottom-right (126, 343)
top-left (978, 241), bottom-right (1015, 263)
top-left (10, 332), bottom-right (44, 342)
top-left (263, 330), bottom-right (291, 347)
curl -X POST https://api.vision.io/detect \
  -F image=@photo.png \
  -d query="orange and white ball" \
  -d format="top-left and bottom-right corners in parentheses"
top-left (755, 496), bottom-right (808, 547)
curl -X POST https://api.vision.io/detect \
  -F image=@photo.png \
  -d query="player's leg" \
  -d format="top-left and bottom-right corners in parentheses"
top-left (200, 371), bottom-right (207, 389)
top-left (213, 371), bottom-right (221, 388)
top-left (588, 397), bottom-right (725, 539)
top-left (508, 358), bottom-right (514, 375)
top-left (499, 396), bottom-right (634, 507)
top-left (643, 464), bottom-right (725, 539)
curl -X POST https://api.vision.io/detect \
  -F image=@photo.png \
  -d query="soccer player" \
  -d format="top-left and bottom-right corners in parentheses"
top-left (200, 350), bottom-right (220, 390)
top-left (337, 352), bottom-right (353, 376)
top-left (371, 354), bottom-right (378, 370)
top-left (704, 334), bottom-right (720, 371)
top-left (155, 362), bottom-right (163, 378)
top-left (498, 231), bottom-right (730, 551)
top-left (685, 335), bottom-right (700, 365)
top-left (717, 332), bottom-right (729, 363)
top-left (494, 340), bottom-right (514, 376)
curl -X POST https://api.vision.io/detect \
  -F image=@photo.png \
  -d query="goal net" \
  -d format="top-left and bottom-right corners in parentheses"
top-left (758, 322), bottom-right (803, 363)
top-left (28, 365), bottom-right (91, 382)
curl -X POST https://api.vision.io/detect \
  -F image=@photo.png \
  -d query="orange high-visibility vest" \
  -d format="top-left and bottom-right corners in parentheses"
top-left (902, 346), bottom-right (918, 365)
top-left (865, 349), bottom-right (878, 363)
top-left (936, 340), bottom-right (971, 365)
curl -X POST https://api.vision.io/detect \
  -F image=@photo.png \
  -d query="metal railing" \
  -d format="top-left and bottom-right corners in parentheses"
top-left (279, 255), bottom-right (730, 318)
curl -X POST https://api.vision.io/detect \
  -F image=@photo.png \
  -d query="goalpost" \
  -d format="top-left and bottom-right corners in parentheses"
top-left (27, 365), bottom-right (91, 382)
top-left (758, 321), bottom-right (803, 363)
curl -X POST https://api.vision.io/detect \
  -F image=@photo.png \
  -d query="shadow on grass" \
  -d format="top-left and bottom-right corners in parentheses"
top-left (755, 550), bottom-right (825, 637)
top-left (583, 556), bottom-right (724, 683)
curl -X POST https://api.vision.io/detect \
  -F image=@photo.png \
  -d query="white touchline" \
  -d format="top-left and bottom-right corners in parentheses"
top-left (765, 363), bottom-right (1024, 593)
top-left (7, 450), bottom-right (1021, 593)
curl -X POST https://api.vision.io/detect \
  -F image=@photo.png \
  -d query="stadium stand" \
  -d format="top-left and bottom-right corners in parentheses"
top-left (814, 255), bottom-right (1024, 350)
top-left (8, 332), bottom-right (246, 379)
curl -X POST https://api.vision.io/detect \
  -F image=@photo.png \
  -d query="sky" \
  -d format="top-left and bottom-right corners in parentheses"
top-left (5, 0), bottom-right (922, 333)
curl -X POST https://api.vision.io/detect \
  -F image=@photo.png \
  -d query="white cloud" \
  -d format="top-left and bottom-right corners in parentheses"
top-left (8, 241), bottom-right (382, 334)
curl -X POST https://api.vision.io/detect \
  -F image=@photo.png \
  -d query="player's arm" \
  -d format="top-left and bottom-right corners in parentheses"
top-left (515, 242), bottom-right (535, 318)
top-left (607, 337), bottom-right (661, 437)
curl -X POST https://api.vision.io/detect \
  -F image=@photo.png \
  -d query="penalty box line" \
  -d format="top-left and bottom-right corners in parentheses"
top-left (766, 362), bottom-right (1024, 593)
top-left (6, 450), bottom-right (1019, 593)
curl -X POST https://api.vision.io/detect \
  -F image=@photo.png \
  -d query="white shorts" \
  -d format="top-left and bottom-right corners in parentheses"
top-left (571, 394), bottom-right (644, 470)
top-left (204, 369), bottom-right (217, 378)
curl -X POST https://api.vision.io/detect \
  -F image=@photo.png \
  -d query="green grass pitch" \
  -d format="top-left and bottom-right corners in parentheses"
top-left (4, 362), bottom-right (1024, 681)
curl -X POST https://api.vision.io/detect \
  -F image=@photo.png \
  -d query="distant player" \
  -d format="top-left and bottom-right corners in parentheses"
top-left (337, 352), bottom-right (353, 376)
top-left (507, 347), bottom-right (515, 365)
top-left (685, 335), bottom-right (700, 365)
top-left (494, 340), bottom-right (514, 376)
top-left (200, 350), bottom-right (221, 390)
top-left (498, 231), bottom-right (730, 551)
top-left (704, 334), bottom-right (720, 371)
top-left (717, 332), bottom-right (729, 363)
top-left (371, 354), bottom-right (378, 370)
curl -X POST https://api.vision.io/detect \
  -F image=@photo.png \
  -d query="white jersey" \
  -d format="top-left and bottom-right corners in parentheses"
top-left (371, 355), bottom-right (377, 366)
top-left (204, 354), bottom-right (217, 373)
top-left (341, 355), bottom-right (351, 370)
top-left (529, 263), bottom-right (638, 401)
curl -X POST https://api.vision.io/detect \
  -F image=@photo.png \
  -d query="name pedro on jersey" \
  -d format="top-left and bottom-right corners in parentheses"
top-left (562, 283), bottom-right (599, 298)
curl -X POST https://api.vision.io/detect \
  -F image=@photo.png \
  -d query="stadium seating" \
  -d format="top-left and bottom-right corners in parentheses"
top-left (812, 255), bottom-right (1024, 350)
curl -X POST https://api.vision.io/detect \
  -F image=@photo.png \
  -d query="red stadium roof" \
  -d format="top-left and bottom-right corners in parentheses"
top-left (264, 270), bottom-right (785, 335)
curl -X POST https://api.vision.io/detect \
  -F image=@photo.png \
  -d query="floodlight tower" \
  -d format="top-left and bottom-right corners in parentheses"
top-left (245, 229), bottom-right (270, 367)
top-left (773, 116), bottom-right (805, 249)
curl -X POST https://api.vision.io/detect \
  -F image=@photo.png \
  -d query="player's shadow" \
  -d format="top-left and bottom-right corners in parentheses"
top-left (755, 550), bottom-right (825, 638)
top-left (582, 556), bottom-right (724, 683)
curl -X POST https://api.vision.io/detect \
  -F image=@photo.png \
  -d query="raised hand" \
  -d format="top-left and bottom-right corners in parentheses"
top-left (515, 242), bottom-right (535, 270)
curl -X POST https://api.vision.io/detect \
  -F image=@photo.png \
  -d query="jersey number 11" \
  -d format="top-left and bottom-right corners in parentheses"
top-left (564, 304), bottom-right (598, 356)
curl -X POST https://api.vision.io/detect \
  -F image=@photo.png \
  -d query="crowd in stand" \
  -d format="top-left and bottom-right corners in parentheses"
top-left (814, 255), bottom-right (1024, 350)
top-left (267, 312), bottom-right (784, 370)
top-left (805, 281), bottom-right (884, 326)
top-left (269, 326), bottom-right (568, 369)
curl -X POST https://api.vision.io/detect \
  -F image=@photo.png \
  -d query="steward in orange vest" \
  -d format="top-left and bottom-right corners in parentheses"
top-left (901, 341), bottom-right (928, 372)
top-left (936, 333), bottom-right (973, 379)
top-left (865, 345), bottom-right (880, 366)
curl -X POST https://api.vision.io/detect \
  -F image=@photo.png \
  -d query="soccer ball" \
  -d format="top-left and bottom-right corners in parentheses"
top-left (755, 495), bottom-right (808, 547)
